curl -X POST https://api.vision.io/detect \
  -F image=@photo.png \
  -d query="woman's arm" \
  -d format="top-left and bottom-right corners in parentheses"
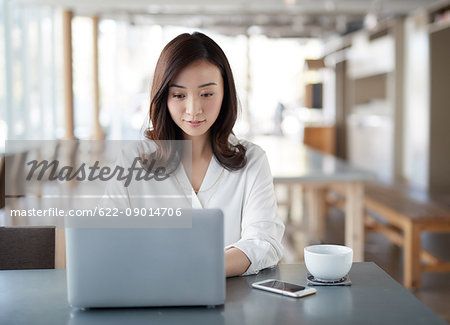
top-left (225, 247), bottom-right (251, 277)
top-left (228, 149), bottom-right (285, 276)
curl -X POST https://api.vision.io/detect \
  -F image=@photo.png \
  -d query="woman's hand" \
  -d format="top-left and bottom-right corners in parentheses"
top-left (225, 247), bottom-right (251, 277)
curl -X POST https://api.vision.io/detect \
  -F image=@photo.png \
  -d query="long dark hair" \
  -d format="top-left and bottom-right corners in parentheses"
top-left (144, 32), bottom-right (246, 171)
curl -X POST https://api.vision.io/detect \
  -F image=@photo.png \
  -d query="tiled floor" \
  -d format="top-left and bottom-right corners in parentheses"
top-left (281, 205), bottom-right (450, 324)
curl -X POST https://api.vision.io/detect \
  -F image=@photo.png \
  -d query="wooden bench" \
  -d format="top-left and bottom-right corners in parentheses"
top-left (329, 182), bottom-right (450, 289)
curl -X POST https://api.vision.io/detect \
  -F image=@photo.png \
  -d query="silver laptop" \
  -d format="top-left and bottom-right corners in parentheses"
top-left (65, 209), bottom-right (225, 308)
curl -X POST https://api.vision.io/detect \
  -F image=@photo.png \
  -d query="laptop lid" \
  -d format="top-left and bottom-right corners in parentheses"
top-left (65, 209), bottom-right (225, 308)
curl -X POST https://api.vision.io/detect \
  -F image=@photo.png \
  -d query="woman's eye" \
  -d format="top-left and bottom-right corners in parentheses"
top-left (172, 94), bottom-right (185, 99)
top-left (202, 93), bottom-right (213, 97)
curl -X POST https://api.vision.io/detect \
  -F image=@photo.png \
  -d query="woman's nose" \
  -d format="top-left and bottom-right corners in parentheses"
top-left (185, 97), bottom-right (202, 116)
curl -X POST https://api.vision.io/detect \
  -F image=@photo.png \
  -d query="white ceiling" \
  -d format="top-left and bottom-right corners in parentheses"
top-left (17, 0), bottom-right (445, 37)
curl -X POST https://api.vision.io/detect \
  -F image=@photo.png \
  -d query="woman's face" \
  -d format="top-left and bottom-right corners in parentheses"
top-left (167, 60), bottom-right (224, 140)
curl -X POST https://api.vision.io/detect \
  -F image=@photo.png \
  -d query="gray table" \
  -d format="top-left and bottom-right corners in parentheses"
top-left (252, 135), bottom-right (375, 262)
top-left (0, 263), bottom-right (446, 325)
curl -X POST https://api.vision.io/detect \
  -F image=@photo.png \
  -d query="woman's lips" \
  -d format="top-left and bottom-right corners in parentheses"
top-left (185, 120), bottom-right (205, 128)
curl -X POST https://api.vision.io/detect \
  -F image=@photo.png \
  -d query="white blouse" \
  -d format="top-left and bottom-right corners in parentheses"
top-left (99, 137), bottom-right (285, 275)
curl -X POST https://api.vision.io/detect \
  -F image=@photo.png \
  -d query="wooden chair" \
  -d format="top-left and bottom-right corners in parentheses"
top-left (0, 226), bottom-right (55, 270)
top-left (0, 156), bottom-right (4, 209)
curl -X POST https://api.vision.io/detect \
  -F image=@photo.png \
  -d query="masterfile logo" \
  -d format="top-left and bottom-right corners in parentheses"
top-left (26, 156), bottom-right (170, 187)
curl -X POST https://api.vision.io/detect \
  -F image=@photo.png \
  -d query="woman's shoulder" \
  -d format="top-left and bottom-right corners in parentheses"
top-left (229, 134), bottom-right (266, 162)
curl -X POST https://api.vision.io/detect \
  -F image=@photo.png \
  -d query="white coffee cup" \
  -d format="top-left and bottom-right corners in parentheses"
top-left (304, 244), bottom-right (353, 281)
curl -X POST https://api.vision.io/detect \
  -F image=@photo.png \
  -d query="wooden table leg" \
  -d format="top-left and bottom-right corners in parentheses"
top-left (304, 185), bottom-right (327, 242)
top-left (404, 222), bottom-right (421, 289)
top-left (286, 183), bottom-right (292, 223)
top-left (345, 182), bottom-right (365, 262)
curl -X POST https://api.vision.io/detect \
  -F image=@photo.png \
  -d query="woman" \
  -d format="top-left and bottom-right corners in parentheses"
top-left (102, 32), bottom-right (284, 277)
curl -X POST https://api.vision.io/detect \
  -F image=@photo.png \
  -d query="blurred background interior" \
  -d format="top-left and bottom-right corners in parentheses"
top-left (1, 0), bottom-right (450, 322)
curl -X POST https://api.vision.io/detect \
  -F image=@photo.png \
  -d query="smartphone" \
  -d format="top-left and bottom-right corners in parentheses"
top-left (252, 279), bottom-right (317, 298)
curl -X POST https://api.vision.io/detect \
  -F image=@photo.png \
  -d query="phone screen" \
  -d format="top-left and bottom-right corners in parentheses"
top-left (258, 280), bottom-right (305, 292)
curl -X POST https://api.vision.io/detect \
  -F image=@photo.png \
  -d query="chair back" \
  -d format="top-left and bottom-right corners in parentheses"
top-left (0, 226), bottom-right (55, 270)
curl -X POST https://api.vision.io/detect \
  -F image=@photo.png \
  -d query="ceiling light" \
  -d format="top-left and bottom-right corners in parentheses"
top-left (364, 13), bottom-right (378, 30)
top-left (284, 0), bottom-right (296, 7)
top-left (325, 1), bottom-right (336, 12)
